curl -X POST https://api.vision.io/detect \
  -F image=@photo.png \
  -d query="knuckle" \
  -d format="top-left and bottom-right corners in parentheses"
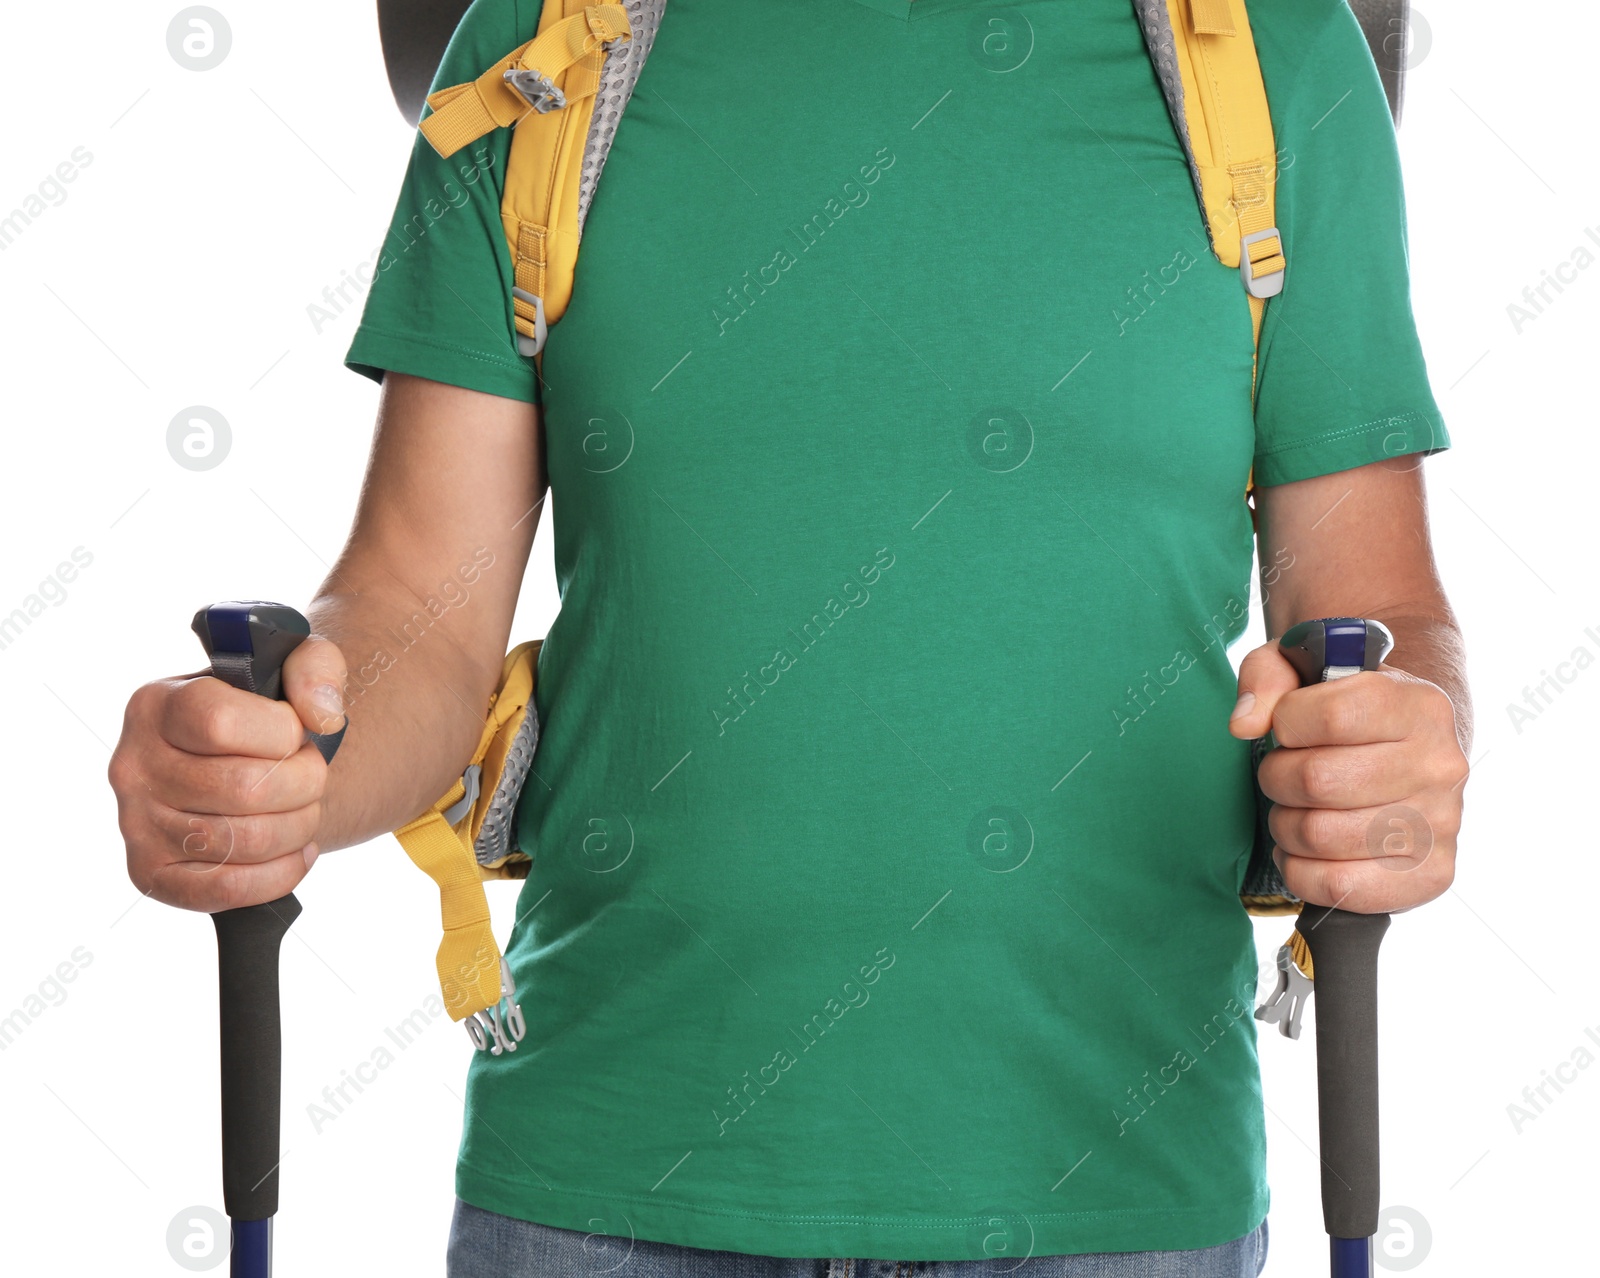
top-left (196, 697), bottom-right (236, 750)
top-left (1323, 693), bottom-right (1367, 742)
top-left (125, 680), bottom-right (162, 723)
top-left (106, 749), bottom-right (133, 796)
top-left (1430, 802), bottom-right (1463, 841)
top-left (1322, 865), bottom-right (1363, 907)
top-left (1301, 755), bottom-right (1341, 804)
top-left (1435, 749), bottom-right (1471, 792)
top-left (219, 761), bottom-right (263, 813)
top-left (180, 813), bottom-right (233, 861)
top-left (1302, 806), bottom-right (1344, 853)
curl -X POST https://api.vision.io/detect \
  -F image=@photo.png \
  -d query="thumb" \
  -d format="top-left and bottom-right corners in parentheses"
top-left (1228, 639), bottom-right (1301, 740)
top-left (282, 635), bottom-right (349, 737)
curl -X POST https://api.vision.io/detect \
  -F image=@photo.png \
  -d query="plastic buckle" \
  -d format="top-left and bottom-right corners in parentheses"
top-left (1253, 943), bottom-right (1313, 1040)
top-left (503, 67), bottom-right (567, 114)
top-left (511, 287), bottom-right (548, 357)
top-left (464, 958), bottom-right (527, 1055)
top-left (442, 764), bottom-right (481, 828)
top-left (1239, 228), bottom-right (1285, 299)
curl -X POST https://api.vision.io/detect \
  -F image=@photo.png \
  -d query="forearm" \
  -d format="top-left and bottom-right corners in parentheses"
top-left (1367, 605), bottom-right (1471, 754)
top-left (305, 563), bottom-right (506, 853)
top-left (1256, 463), bottom-right (1472, 754)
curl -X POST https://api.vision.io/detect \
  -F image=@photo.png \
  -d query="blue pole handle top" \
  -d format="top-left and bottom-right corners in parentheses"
top-left (191, 602), bottom-right (343, 1276)
top-left (1276, 618), bottom-right (1393, 1276)
top-left (190, 601), bottom-right (346, 762)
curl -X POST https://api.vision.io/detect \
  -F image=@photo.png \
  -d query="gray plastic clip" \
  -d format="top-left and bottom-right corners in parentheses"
top-left (442, 763), bottom-right (481, 828)
top-left (1240, 227), bottom-right (1285, 299)
top-left (511, 287), bottom-right (548, 357)
top-left (1254, 943), bottom-right (1314, 1040)
top-left (463, 958), bottom-right (527, 1055)
top-left (503, 67), bottom-right (567, 113)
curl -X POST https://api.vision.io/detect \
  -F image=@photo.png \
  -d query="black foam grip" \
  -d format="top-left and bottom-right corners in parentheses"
top-left (191, 602), bottom-right (333, 1229)
top-left (1296, 904), bottom-right (1390, 1238)
top-left (212, 894), bottom-right (301, 1221)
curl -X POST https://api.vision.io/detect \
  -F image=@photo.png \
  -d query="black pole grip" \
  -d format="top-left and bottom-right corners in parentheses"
top-left (212, 894), bottom-right (301, 1220)
top-left (1294, 904), bottom-right (1389, 1238)
top-left (191, 602), bottom-right (343, 1231)
top-left (1276, 618), bottom-right (1394, 1246)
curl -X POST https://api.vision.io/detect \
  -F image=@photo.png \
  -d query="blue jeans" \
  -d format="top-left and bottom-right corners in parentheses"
top-left (447, 1201), bottom-right (1269, 1277)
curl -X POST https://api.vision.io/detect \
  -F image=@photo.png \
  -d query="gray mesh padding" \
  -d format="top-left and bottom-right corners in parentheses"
top-left (1129, 0), bottom-right (1209, 237)
top-left (474, 702), bottom-right (541, 867)
top-left (577, 0), bottom-right (668, 232)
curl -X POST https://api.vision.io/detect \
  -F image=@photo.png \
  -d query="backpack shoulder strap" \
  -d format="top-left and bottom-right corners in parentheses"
top-left (392, 640), bottom-right (542, 1053)
top-left (1133, 0), bottom-right (1284, 391)
top-left (419, 1), bottom-right (665, 360)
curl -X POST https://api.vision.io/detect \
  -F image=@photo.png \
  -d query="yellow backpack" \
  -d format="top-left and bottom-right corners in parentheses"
top-left (396, 0), bottom-right (1297, 1049)
top-left (392, 641), bottom-right (540, 1053)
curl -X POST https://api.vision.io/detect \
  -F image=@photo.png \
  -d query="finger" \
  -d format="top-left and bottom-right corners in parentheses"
top-left (161, 674), bottom-right (308, 759)
top-left (1268, 671), bottom-right (1414, 750)
top-left (145, 737), bottom-right (328, 817)
top-left (282, 636), bottom-right (349, 737)
top-left (148, 844), bottom-right (319, 913)
top-left (1257, 739), bottom-right (1429, 810)
top-left (1273, 847), bottom-right (1451, 914)
top-left (147, 801), bottom-right (324, 867)
top-left (1228, 641), bottom-right (1301, 739)
top-left (1268, 802), bottom-right (1441, 871)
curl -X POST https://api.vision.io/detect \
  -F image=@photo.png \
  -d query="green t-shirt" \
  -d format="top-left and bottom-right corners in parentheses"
top-left (347, 0), bottom-right (1446, 1260)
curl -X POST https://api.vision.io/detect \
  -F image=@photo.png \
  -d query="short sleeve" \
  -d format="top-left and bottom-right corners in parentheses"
top-left (1249, 2), bottom-right (1447, 486)
top-left (344, 0), bottom-right (541, 404)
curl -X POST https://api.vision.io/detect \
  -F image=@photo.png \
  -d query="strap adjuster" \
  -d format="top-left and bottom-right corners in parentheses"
top-left (442, 764), bottom-right (481, 827)
top-left (1240, 227), bottom-right (1285, 299)
top-left (511, 287), bottom-right (548, 356)
top-left (503, 68), bottom-right (567, 113)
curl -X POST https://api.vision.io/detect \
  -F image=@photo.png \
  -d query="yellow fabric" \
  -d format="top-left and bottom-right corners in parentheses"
top-left (417, 1), bottom-right (633, 356)
top-left (392, 640), bottom-right (542, 1021)
top-left (502, 0), bottom-right (632, 353)
top-left (1188, 0), bottom-right (1236, 36)
top-left (418, 5), bottom-right (632, 159)
top-left (1288, 926), bottom-right (1314, 979)
top-left (1164, 0), bottom-right (1280, 275)
top-left (1239, 892), bottom-right (1298, 916)
top-left (1162, 0), bottom-right (1281, 504)
top-left (394, 807), bottom-right (503, 1020)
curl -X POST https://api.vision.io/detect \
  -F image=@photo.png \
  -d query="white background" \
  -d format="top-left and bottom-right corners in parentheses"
top-left (1, 1), bottom-right (1595, 1274)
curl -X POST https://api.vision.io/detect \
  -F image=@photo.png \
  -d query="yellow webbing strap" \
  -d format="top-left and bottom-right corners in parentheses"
top-left (416, 2), bottom-right (632, 358)
top-left (1161, 0), bottom-right (1281, 510)
top-left (1240, 891), bottom-right (1298, 916)
top-left (418, 5), bottom-right (631, 158)
top-left (391, 641), bottom-right (541, 1023)
top-left (504, 0), bottom-right (629, 355)
top-left (1162, 0), bottom-right (1283, 401)
top-left (395, 799), bottom-right (503, 1022)
top-left (1288, 926), bottom-right (1314, 979)
top-left (1188, 0), bottom-right (1236, 36)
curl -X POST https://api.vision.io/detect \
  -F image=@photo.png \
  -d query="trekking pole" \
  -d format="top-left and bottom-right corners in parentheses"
top-left (1275, 618), bottom-right (1395, 1278)
top-left (190, 602), bottom-right (345, 1278)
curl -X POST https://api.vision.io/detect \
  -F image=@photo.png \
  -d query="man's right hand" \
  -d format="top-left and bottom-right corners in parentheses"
top-left (108, 636), bottom-right (348, 913)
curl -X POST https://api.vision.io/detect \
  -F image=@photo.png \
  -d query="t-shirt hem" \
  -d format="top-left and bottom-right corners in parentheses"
top-left (456, 1162), bottom-right (1269, 1262)
top-left (344, 324), bottom-right (539, 404)
top-left (1252, 408), bottom-right (1449, 487)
